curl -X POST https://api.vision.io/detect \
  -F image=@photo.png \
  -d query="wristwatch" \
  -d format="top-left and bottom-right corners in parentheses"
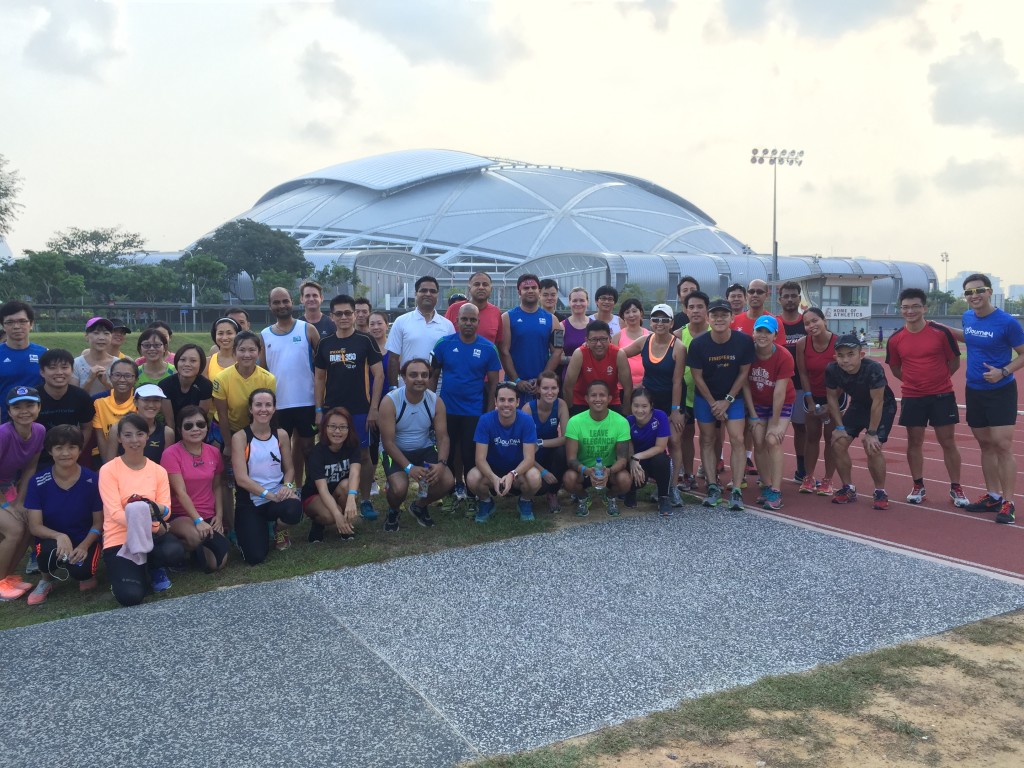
top-left (1002, 367), bottom-right (1010, 378)
top-left (866, 429), bottom-right (878, 437)
top-left (537, 438), bottom-right (544, 447)
top-left (724, 394), bottom-right (735, 403)
top-left (510, 469), bottom-right (519, 478)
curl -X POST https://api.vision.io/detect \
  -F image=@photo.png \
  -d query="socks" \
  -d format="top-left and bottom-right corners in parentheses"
top-left (914, 477), bottom-right (923, 486)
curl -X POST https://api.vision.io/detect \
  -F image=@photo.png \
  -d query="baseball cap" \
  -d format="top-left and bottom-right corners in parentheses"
top-left (7, 386), bottom-right (41, 406)
top-left (650, 303), bottom-right (674, 318)
top-left (86, 317), bottom-right (114, 333)
top-left (134, 384), bottom-right (167, 399)
top-left (835, 333), bottom-right (862, 349)
top-left (753, 315), bottom-right (779, 333)
top-left (708, 299), bottom-right (733, 313)
top-left (109, 318), bottom-right (132, 333)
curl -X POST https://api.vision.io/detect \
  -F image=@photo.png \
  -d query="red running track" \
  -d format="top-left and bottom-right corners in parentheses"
top-left (726, 353), bottom-right (1024, 582)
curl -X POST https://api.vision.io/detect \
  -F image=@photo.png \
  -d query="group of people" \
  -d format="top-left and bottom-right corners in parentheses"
top-left (0, 268), bottom-right (1020, 607)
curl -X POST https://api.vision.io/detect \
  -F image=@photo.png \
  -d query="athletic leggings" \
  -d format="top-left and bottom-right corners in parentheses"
top-left (102, 534), bottom-right (186, 607)
top-left (192, 531), bottom-right (230, 573)
top-left (234, 494), bottom-right (303, 566)
top-left (36, 539), bottom-right (101, 581)
top-left (632, 454), bottom-right (672, 498)
top-left (445, 413), bottom-right (480, 481)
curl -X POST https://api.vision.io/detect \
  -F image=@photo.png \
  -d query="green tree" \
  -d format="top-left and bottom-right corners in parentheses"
top-left (178, 251), bottom-right (227, 300)
top-left (311, 263), bottom-right (362, 296)
top-left (0, 251), bottom-right (86, 303)
top-left (253, 269), bottom-right (297, 305)
top-left (618, 282), bottom-right (654, 307)
top-left (47, 227), bottom-right (146, 267)
top-left (0, 154), bottom-right (23, 237)
top-left (196, 219), bottom-right (310, 283)
top-left (110, 264), bottom-right (185, 303)
top-left (927, 289), bottom-right (956, 314)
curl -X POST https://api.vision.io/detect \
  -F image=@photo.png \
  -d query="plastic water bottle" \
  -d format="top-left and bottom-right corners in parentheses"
top-left (814, 403), bottom-right (831, 425)
top-left (418, 462), bottom-right (430, 499)
top-left (593, 457), bottom-right (605, 489)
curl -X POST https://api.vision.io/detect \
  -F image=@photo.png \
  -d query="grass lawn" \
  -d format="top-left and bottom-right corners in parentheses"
top-left (29, 331), bottom-right (212, 356)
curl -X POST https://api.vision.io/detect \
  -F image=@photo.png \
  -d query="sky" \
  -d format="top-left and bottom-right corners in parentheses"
top-left (2, 0), bottom-right (1023, 287)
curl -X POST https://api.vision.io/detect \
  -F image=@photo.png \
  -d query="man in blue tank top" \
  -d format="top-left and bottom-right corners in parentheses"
top-left (499, 274), bottom-right (559, 402)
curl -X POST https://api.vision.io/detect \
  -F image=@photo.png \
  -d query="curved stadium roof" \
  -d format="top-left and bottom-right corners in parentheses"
top-left (225, 149), bottom-right (752, 272)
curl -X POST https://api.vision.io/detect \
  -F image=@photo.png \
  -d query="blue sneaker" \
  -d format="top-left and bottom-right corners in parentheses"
top-left (360, 500), bottom-right (378, 520)
top-left (454, 482), bottom-right (468, 501)
top-left (475, 497), bottom-right (496, 523)
top-left (703, 484), bottom-right (723, 508)
top-left (517, 498), bottom-right (535, 521)
top-left (150, 568), bottom-right (172, 593)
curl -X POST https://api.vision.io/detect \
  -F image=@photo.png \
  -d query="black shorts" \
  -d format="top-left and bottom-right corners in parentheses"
top-left (966, 382), bottom-right (1019, 429)
top-left (276, 406), bottom-right (316, 438)
top-left (381, 446), bottom-right (439, 476)
top-left (843, 404), bottom-right (896, 443)
top-left (899, 392), bottom-right (959, 428)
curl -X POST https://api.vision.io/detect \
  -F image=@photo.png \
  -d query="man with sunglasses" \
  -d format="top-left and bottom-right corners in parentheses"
top-left (944, 274), bottom-right (1024, 524)
top-left (0, 300), bottom-right (46, 424)
top-left (314, 294), bottom-right (384, 520)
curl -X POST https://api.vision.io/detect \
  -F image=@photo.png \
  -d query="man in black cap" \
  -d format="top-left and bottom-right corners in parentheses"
top-left (825, 334), bottom-right (897, 510)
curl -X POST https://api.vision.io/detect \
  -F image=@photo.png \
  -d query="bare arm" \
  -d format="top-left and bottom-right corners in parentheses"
top-left (314, 368), bottom-right (327, 409)
top-left (563, 349), bottom-right (583, 403)
top-left (616, 349), bottom-right (633, 411)
top-left (497, 312), bottom-right (516, 379)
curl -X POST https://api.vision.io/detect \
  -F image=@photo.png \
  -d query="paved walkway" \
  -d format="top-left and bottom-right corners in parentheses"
top-left (3, 506), bottom-right (1023, 767)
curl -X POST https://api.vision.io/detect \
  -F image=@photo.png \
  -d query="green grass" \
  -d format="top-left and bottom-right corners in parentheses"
top-left (463, 639), bottom-right (970, 767)
top-left (30, 331), bottom-right (212, 356)
top-left (0, 492), bottom-right (554, 632)
top-left (950, 616), bottom-right (1024, 646)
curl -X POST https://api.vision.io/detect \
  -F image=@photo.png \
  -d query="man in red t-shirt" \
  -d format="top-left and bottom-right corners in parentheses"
top-left (563, 320), bottom-right (632, 416)
top-left (444, 271), bottom-right (503, 345)
top-left (885, 287), bottom-right (965, 506)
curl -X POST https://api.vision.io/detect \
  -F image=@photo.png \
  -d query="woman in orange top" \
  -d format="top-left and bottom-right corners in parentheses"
top-left (99, 413), bottom-right (184, 606)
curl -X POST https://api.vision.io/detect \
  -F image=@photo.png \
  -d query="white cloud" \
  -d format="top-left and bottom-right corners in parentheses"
top-left (893, 173), bottom-right (923, 205)
top-left (721, 0), bottom-right (923, 37)
top-left (929, 33), bottom-right (1024, 136)
top-left (298, 41), bottom-right (357, 109)
top-left (18, 0), bottom-right (122, 80)
top-left (299, 120), bottom-right (337, 147)
top-left (330, 0), bottom-right (524, 77)
top-left (618, 0), bottom-right (675, 31)
top-left (935, 157), bottom-right (1017, 192)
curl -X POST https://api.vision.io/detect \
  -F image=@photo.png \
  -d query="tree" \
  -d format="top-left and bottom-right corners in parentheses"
top-left (177, 251), bottom-right (227, 300)
top-left (927, 289), bottom-right (956, 315)
top-left (253, 269), bottom-right (298, 304)
top-left (0, 251), bottom-right (85, 304)
top-left (109, 263), bottom-right (185, 303)
top-left (311, 263), bottom-right (362, 296)
top-left (47, 227), bottom-right (146, 268)
top-left (196, 219), bottom-right (310, 283)
top-left (0, 154), bottom-right (23, 237)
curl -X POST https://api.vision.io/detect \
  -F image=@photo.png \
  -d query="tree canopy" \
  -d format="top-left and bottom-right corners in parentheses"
top-left (195, 219), bottom-right (311, 282)
top-left (0, 154), bottom-right (23, 237)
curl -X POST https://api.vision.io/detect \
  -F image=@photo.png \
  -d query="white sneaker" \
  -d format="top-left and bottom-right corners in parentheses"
top-left (370, 481), bottom-right (380, 496)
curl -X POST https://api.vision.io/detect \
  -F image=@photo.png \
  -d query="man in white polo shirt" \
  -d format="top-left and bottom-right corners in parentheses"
top-left (386, 276), bottom-right (455, 387)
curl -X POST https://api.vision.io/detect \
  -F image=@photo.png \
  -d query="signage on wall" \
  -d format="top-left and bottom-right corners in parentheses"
top-left (823, 306), bottom-right (871, 320)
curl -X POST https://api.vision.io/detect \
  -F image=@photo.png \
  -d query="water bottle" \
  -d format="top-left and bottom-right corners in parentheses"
top-left (593, 457), bottom-right (606, 490)
top-left (814, 403), bottom-right (831, 425)
top-left (418, 462), bottom-right (430, 499)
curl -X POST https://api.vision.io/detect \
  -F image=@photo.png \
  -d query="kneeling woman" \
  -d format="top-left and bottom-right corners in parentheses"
top-left (231, 389), bottom-right (301, 564)
top-left (161, 406), bottom-right (229, 572)
top-left (303, 407), bottom-right (361, 543)
top-left (99, 413), bottom-right (185, 606)
top-left (25, 425), bottom-right (103, 605)
top-left (626, 388), bottom-right (673, 516)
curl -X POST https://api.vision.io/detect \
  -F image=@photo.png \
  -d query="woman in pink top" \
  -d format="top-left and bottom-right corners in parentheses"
top-left (162, 406), bottom-right (228, 573)
top-left (614, 298), bottom-right (651, 388)
top-left (99, 413), bottom-right (184, 606)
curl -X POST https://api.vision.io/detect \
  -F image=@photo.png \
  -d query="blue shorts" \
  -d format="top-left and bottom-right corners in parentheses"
top-left (694, 395), bottom-right (745, 424)
top-left (754, 403), bottom-right (794, 421)
top-left (351, 413), bottom-right (370, 448)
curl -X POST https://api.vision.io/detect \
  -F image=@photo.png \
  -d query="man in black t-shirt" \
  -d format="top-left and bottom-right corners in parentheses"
top-left (314, 294), bottom-right (384, 521)
top-left (671, 275), bottom-right (700, 332)
top-left (778, 281), bottom-right (808, 480)
top-left (36, 349), bottom-right (95, 467)
top-left (825, 334), bottom-right (897, 510)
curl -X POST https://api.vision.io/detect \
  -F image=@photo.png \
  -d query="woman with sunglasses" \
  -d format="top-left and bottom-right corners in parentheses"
top-left (99, 413), bottom-right (185, 605)
top-left (795, 308), bottom-right (838, 496)
top-left (231, 388), bottom-right (301, 564)
top-left (93, 359), bottom-right (139, 464)
top-left (162, 406), bottom-right (228, 572)
top-left (303, 407), bottom-right (362, 542)
top-left (159, 344), bottom-right (212, 436)
top-left (135, 328), bottom-right (175, 387)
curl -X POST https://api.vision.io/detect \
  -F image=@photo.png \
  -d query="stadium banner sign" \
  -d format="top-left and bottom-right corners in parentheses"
top-left (823, 306), bottom-right (870, 320)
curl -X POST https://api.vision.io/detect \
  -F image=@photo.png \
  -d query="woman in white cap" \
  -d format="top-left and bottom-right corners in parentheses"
top-left (0, 386), bottom-right (45, 601)
top-left (121, 384), bottom-right (175, 465)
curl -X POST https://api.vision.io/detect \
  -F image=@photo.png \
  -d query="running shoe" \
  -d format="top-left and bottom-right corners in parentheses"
top-left (965, 494), bottom-right (1001, 514)
top-left (517, 498), bottom-right (535, 522)
top-left (905, 483), bottom-right (926, 504)
top-left (547, 492), bottom-right (561, 514)
top-left (763, 489), bottom-right (783, 511)
top-left (696, 464), bottom-right (706, 479)
top-left (727, 478), bottom-right (749, 490)
top-left (0, 575), bottom-right (33, 601)
top-left (150, 568), bottom-right (172, 593)
top-left (658, 496), bottom-right (674, 517)
top-left (370, 480), bottom-right (380, 496)
top-left (949, 484), bottom-right (970, 508)
top-left (274, 528), bottom-right (291, 551)
top-left (307, 522), bottom-right (325, 543)
top-left (623, 489), bottom-right (637, 508)
top-left (745, 457), bottom-right (759, 475)
top-left (385, 508), bottom-right (401, 531)
top-left (794, 469), bottom-right (807, 483)
top-left (873, 490), bottom-right (890, 510)
top-left (729, 488), bottom-right (745, 511)
top-left (410, 503), bottom-right (434, 528)
top-left (670, 486), bottom-right (684, 507)
top-left (678, 474), bottom-right (696, 492)
top-left (703, 484), bottom-right (723, 507)
top-left (798, 476), bottom-right (817, 494)
top-left (606, 496), bottom-right (620, 517)
top-left (454, 482), bottom-right (469, 501)
top-left (338, 531), bottom-right (356, 541)
top-left (755, 488), bottom-right (767, 505)
top-left (27, 580), bottom-right (52, 606)
top-left (575, 495), bottom-right (591, 517)
top-left (816, 478), bottom-right (835, 497)
top-left (832, 485), bottom-right (857, 504)
top-left (716, 459), bottom-right (726, 475)
top-left (475, 498), bottom-right (496, 524)
top-left (995, 501), bottom-right (1016, 525)
top-left (359, 500), bottom-right (378, 521)
top-left (25, 551), bottom-right (39, 575)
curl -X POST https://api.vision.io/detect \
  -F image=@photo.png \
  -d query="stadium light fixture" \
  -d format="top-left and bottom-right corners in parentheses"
top-left (750, 148), bottom-right (804, 313)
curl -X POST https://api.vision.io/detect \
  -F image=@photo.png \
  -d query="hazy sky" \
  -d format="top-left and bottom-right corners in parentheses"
top-left (3, 0), bottom-right (1023, 285)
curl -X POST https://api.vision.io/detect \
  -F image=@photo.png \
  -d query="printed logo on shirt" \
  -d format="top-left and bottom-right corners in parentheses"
top-left (473, 348), bottom-right (481, 358)
top-left (606, 366), bottom-right (613, 375)
top-left (539, 317), bottom-right (547, 325)
top-left (492, 436), bottom-right (523, 447)
top-left (293, 336), bottom-right (301, 342)
top-left (29, 354), bottom-right (39, 363)
top-left (964, 326), bottom-right (996, 339)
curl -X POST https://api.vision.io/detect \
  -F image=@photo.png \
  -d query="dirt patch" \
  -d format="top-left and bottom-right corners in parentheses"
top-left (587, 613), bottom-right (1024, 768)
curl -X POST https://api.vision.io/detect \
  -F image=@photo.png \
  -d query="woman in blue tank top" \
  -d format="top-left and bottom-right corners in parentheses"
top-left (520, 371), bottom-right (569, 512)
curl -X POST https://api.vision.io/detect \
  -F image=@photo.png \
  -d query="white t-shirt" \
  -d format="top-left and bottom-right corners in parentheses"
top-left (385, 310), bottom-right (455, 366)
